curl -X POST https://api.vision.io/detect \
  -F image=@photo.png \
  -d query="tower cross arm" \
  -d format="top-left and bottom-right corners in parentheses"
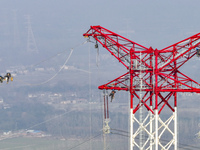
top-left (98, 72), bottom-right (130, 91)
top-left (158, 71), bottom-right (200, 92)
top-left (159, 33), bottom-right (200, 70)
top-left (83, 25), bottom-right (152, 70)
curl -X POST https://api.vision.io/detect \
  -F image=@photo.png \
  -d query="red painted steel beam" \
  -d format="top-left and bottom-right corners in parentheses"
top-left (83, 26), bottom-right (200, 114)
top-left (83, 25), bottom-right (152, 70)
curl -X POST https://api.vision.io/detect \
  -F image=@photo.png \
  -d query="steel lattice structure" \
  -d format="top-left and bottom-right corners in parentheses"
top-left (83, 25), bottom-right (200, 150)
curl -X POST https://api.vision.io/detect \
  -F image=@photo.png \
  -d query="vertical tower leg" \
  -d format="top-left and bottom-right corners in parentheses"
top-left (174, 107), bottom-right (177, 150)
top-left (155, 109), bottom-right (159, 150)
top-left (150, 106), bottom-right (153, 150)
top-left (155, 109), bottom-right (176, 150)
top-left (139, 105), bottom-right (144, 150)
top-left (130, 49), bottom-right (134, 150)
top-left (130, 108), bottom-right (134, 150)
top-left (132, 107), bottom-right (155, 150)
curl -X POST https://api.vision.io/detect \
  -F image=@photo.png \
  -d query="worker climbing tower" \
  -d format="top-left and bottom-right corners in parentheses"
top-left (83, 26), bottom-right (200, 150)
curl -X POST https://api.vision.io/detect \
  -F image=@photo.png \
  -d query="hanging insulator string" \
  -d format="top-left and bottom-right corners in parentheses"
top-left (106, 92), bottom-right (109, 119)
top-left (104, 92), bottom-right (106, 119)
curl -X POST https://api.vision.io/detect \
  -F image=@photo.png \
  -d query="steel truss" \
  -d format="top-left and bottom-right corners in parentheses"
top-left (83, 26), bottom-right (200, 150)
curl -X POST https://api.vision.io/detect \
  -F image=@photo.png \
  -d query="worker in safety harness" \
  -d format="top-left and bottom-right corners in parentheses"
top-left (0, 76), bottom-right (4, 83)
top-left (196, 47), bottom-right (200, 56)
top-left (109, 89), bottom-right (116, 102)
top-left (4, 73), bottom-right (13, 83)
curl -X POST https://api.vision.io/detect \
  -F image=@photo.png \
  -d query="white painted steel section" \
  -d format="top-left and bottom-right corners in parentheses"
top-left (155, 110), bottom-right (159, 150)
top-left (150, 106), bottom-right (153, 150)
top-left (132, 111), bottom-right (155, 150)
top-left (131, 108), bottom-right (177, 149)
top-left (155, 112), bottom-right (176, 150)
top-left (174, 107), bottom-right (178, 150)
top-left (130, 108), bottom-right (133, 150)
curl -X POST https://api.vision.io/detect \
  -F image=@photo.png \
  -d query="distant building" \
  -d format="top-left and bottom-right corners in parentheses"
top-left (61, 100), bottom-right (71, 104)
top-left (35, 68), bottom-right (44, 71)
top-left (3, 131), bottom-right (12, 135)
top-left (26, 130), bottom-right (45, 137)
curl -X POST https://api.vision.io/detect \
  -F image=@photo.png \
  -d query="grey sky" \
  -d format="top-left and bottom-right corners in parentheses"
top-left (1, 0), bottom-right (200, 47)
top-left (0, 0), bottom-right (200, 73)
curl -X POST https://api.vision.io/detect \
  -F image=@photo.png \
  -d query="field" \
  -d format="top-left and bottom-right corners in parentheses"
top-left (0, 136), bottom-right (128, 150)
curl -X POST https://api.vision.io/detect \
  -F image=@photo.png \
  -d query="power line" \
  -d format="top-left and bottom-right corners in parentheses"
top-left (26, 110), bottom-right (75, 130)
top-left (14, 40), bottom-right (88, 86)
top-left (110, 128), bottom-right (200, 150)
top-left (16, 48), bottom-right (74, 86)
top-left (110, 128), bottom-right (129, 134)
top-left (27, 40), bottom-right (88, 69)
top-left (67, 133), bottom-right (102, 150)
top-left (0, 110), bottom-right (75, 142)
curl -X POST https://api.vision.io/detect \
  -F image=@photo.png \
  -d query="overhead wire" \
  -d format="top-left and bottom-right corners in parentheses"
top-left (0, 133), bottom-right (102, 150)
top-left (26, 109), bottom-right (75, 130)
top-left (0, 39), bottom-right (101, 150)
top-left (16, 48), bottom-right (73, 86)
top-left (0, 109), bottom-right (75, 142)
top-left (88, 38), bottom-right (92, 150)
top-left (26, 40), bottom-right (88, 70)
top-left (67, 132), bottom-right (102, 150)
top-left (96, 41), bottom-right (106, 148)
top-left (110, 128), bottom-right (200, 150)
top-left (95, 41), bottom-right (99, 67)
top-left (89, 38), bottom-right (112, 150)
top-left (14, 40), bottom-right (89, 86)
top-left (0, 40), bottom-right (90, 143)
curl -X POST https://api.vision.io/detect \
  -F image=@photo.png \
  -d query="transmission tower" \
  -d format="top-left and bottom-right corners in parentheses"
top-left (25, 15), bottom-right (39, 53)
top-left (83, 26), bottom-right (200, 150)
top-left (13, 10), bottom-right (20, 48)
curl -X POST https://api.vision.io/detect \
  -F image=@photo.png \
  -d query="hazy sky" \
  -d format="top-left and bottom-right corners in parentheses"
top-left (1, 0), bottom-right (200, 48)
top-left (0, 0), bottom-right (200, 74)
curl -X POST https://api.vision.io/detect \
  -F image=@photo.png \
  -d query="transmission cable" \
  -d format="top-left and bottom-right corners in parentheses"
top-left (26, 109), bottom-right (75, 130)
top-left (67, 132), bottom-right (102, 150)
top-left (110, 128), bottom-right (200, 150)
top-left (14, 40), bottom-right (88, 86)
top-left (26, 40), bottom-right (88, 70)
top-left (0, 109), bottom-right (75, 142)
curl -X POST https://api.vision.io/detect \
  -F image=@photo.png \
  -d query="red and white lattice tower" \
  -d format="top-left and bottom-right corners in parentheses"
top-left (83, 26), bottom-right (200, 150)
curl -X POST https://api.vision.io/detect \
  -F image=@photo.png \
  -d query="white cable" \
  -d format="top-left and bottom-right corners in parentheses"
top-left (0, 109), bottom-right (75, 142)
top-left (15, 40), bottom-right (88, 86)
top-left (16, 49), bottom-right (73, 86)
top-left (27, 109), bottom-right (75, 130)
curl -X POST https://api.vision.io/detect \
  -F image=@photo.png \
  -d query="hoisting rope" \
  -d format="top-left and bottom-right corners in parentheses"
top-left (95, 41), bottom-right (99, 67)
top-left (15, 40), bottom-right (88, 86)
top-left (85, 37), bottom-right (100, 67)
